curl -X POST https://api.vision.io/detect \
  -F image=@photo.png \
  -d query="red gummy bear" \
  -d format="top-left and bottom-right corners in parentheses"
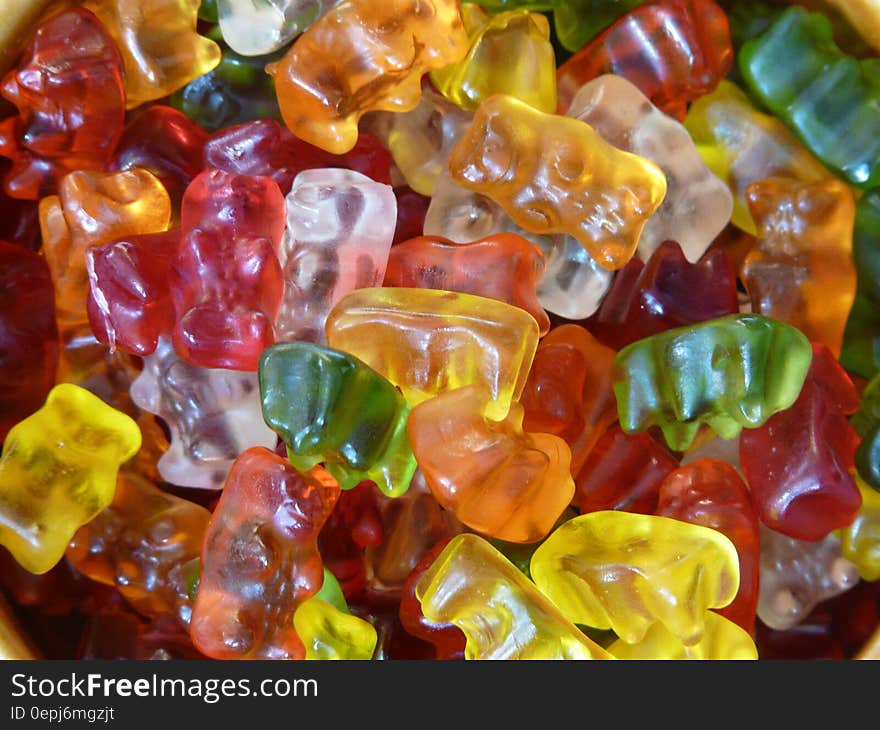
top-left (556, 0), bottom-right (733, 119)
top-left (0, 8), bottom-right (125, 200)
top-left (740, 344), bottom-right (863, 542)
top-left (190, 448), bottom-right (340, 660)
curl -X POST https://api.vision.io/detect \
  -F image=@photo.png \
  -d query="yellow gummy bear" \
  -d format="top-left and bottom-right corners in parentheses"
top-left (325, 287), bottom-right (539, 421)
top-left (838, 474), bottom-right (880, 582)
top-left (293, 597), bottom-right (377, 660)
top-left (416, 533), bottom-right (614, 660)
top-left (530, 511), bottom-right (740, 646)
top-left (447, 93), bottom-right (667, 271)
top-left (83, 0), bottom-right (221, 108)
top-left (609, 611), bottom-right (758, 660)
top-left (430, 6), bottom-right (557, 113)
top-left (0, 384), bottom-right (142, 575)
top-left (684, 80), bottom-right (830, 235)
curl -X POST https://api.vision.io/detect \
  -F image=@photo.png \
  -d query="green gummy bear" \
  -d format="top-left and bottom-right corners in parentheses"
top-left (738, 6), bottom-right (880, 189)
top-left (169, 44), bottom-right (284, 132)
top-left (841, 189), bottom-right (880, 380)
top-left (852, 373), bottom-right (880, 492)
top-left (259, 342), bottom-right (416, 497)
top-left (553, 0), bottom-right (646, 52)
top-left (612, 314), bottom-right (813, 451)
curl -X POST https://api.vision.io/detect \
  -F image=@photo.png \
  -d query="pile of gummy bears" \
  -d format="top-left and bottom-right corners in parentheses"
top-left (1, 0), bottom-right (880, 661)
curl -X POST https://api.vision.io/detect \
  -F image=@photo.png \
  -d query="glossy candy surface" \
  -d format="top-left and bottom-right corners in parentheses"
top-left (739, 6), bottom-right (880, 189)
top-left (2, 0), bottom-right (879, 663)
top-left (266, 0), bottom-right (469, 154)
top-left (556, 0), bottom-right (734, 120)
top-left (566, 74), bottom-right (732, 263)
top-left (742, 177), bottom-right (856, 358)
top-left (0, 384), bottom-right (141, 575)
top-left (326, 287), bottom-right (539, 421)
top-left (739, 344), bottom-right (862, 542)
top-left (276, 168), bottom-right (396, 344)
top-left (684, 80), bottom-right (830, 235)
top-left (612, 314), bottom-right (813, 451)
top-left (656, 459), bottom-right (760, 632)
top-left (130, 337), bottom-right (277, 490)
top-left (385, 233), bottom-right (549, 335)
top-left (66, 471), bottom-right (210, 626)
top-left (190, 448), bottom-right (340, 659)
top-left (448, 93), bottom-right (667, 270)
top-left (0, 8), bottom-right (125, 200)
top-left (431, 7), bottom-right (557, 113)
top-left (83, 0), bottom-right (221, 109)
top-left (408, 384), bottom-right (574, 544)
top-left (415, 534), bottom-right (614, 659)
top-left (530, 511), bottom-right (740, 645)
top-left (259, 342), bottom-right (416, 497)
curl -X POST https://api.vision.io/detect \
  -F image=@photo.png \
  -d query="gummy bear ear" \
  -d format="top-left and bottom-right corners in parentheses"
top-left (795, 180), bottom-right (851, 224)
top-left (744, 177), bottom-right (784, 223)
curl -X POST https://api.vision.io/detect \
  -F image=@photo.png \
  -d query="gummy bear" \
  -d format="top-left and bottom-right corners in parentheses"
top-left (326, 287), bottom-right (539, 421)
top-left (130, 337), bottom-right (278, 490)
top-left (742, 176), bottom-right (856, 358)
top-left (556, 0), bottom-right (733, 120)
top-left (259, 342), bottom-right (417, 497)
top-left (448, 93), bottom-right (667, 270)
top-left (566, 74), bottom-right (733, 263)
top-left (0, 384), bottom-right (141, 575)
top-left (173, 168), bottom-right (286, 370)
top-left (416, 533), bottom-right (614, 659)
top-left (738, 6), bottom-right (880, 189)
top-left (430, 6), bottom-right (557, 113)
top-left (276, 168), bottom-right (397, 344)
top-left (217, 0), bottom-right (337, 56)
top-left (757, 525), bottom-right (859, 631)
top-left (520, 324), bottom-right (617, 474)
top-left (586, 240), bottom-right (739, 351)
top-left (83, 0), bottom-right (221, 109)
top-left (0, 241), bottom-right (58, 442)
top-left (190, 448), bottom-right (340, 659)
top-left (612, 314), bottom-right (813, 451)
top-left (739, 344), bottom-right (862, 542)
top-left (424, 169), bottom-right (614, 319)
top-left (86, 230), bottom-right (180, 358)
top-left (66, 471), bottom-right (211, 626)
top-left (266, 0), bottom-right (469, 154)
top-left (0, 8), bottom-right (125, 200)
top-left (408, 385), bottom-right (575, 544)
top-left (41, 168), bottom-right (172, 380)
top-left (683, 80), bottom-right (831, 235)
top-left (530, 511), bottom-right (740, 645)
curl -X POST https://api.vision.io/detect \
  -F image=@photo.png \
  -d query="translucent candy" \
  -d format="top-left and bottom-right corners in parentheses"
top-left (530, 511), bottom-right (740, 645)
top-left (415, 534), bottom-right (614, 659)
top-left (566, 74), bottom-right (732, 263)
top-left (757, 526), bottom-right (860, 631)
top-left (130, 337), bottom-right (277, 490)
top-left (276, 168), bottom-right (396, 344)
top-left (325, 287), bottom-right (539, 421)
top-left (0, 384), bottom-right (141, 575)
